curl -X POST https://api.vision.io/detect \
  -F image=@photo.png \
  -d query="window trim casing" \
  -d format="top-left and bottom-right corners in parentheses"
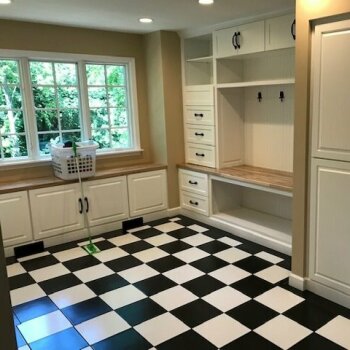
top-left (0, 49), bottom-right (141, 165)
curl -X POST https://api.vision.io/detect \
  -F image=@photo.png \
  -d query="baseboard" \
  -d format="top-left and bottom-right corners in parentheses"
top-left (167, 207), bottom-right (181, 217)
top-left (289, 273), bottom-right (306, 291)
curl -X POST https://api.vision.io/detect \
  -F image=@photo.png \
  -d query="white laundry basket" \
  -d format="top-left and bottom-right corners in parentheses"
top-left (51, 141), bottom-right (99, 180)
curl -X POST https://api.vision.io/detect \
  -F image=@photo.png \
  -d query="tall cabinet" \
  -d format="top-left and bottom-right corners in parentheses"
top-left (309, 19), bottom-right (350, 304)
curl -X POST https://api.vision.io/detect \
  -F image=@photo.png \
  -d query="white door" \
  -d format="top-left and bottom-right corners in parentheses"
top-left (265, 14), bottom-right (295, 51)
top-left (84, 176), bottom-right (129, 227)
top-left (0, 191), bottom-right (33, 247)
top-left (309, 158), bottom-right (350, 295)
top-left (30, 184), bottom-right (84, 239)
top-left (311, 19), bottom-right (350, 161)
top-left (214, 26), bottom-right (239, 58)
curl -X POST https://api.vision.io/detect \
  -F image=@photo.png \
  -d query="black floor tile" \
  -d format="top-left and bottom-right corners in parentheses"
top-left (6, 256), bottom-right (17, 265)
top-left (231, 275), bottom-right (274, 298)
top-left (158, 240), bottom-right (192, 254)
top-left (86, 273), bottom-right (129, 295)
top-left (121, 240), bottom-right (153, 254)
top-left (290, 333), bottom-right (346, 350)
top-left (233, 256), bottom-right (273, 274)
top-left (190, 255), bottom-right (228, 273)
top-left (200, 228), bottom-right (229, 240)
top-left (197, 240), bottom-right (231, 254)
top-left (61, 297), bottom-right (111, 325)
top-left (105, 255), bottom-right (143, 273)
top-left (20, 255), bottom-right (60, 272)
top-left (147, 255), bottom-right (185, 273)
top-left (227, 300), bottom-right (278, 329)
top-left (93, 328), bottom-right (152, 350)
top-left (278, 258), bottom-right (292, 270)
top-left (132, 227), bottom-right (163, 239)
top-left (157, 329), bottom-right (217, 350)
top-left (116, 298), bottom-right (166, 326)
top-left (39, 273), bottom-right (82, 295)
top-left (134, 275), bottom-right (177, 296)
top-left (221, 331), bottom-right (281, 349)
top-left (167, 227), bottom-right (197, 239)
top-left (14, 296), bottom-right (58, 323)
top-left (171, 299), bottom-right (221, 327)
top-left (62, 255), bottom-right (100, 272)
top-left (9, 273), bottom-right (36, 290)
top-left (182, 275), bottom-right (226, 297)
top-left (102, 229), bottom-right (124, 239)
top-left (94, 240), bottom-right (117, 251)
top-left (47, 241), bottom-right (80, 254)
top-left (174, 216), bottom-right (199, 227)
top-left (237, 242), bottom-right (267, 255)
top-left (15, 326), bottom-right (26, 348)
top-left (29, 327), bottom-right (88, 350)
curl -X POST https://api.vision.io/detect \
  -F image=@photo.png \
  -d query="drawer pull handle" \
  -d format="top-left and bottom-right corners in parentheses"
top-left (232, 32), bottom-right (237, 49)
top-left (189, 180), bottom-right (198, 185)
top-left (195, 152), bottom-right (205, 157)
top-left (189, 200), bottom-right (199, 206)
top-left (78, 198), bottom-right (83, 214)
top-left (195, 132), bottom-right (204, 136)
top-left (236, 31), bottom-right (241, 49)
top-left (194, 113), bottom-right (204, 117)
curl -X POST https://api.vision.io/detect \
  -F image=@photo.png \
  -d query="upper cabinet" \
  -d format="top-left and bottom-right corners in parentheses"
top-left (214, 21), bottom-right (265, 58)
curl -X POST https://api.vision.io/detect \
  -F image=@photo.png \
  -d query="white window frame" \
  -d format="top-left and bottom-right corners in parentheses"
top-left (0, 49), bottom-right (142, 166)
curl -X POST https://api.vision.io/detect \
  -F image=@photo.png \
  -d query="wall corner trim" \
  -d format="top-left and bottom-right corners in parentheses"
top-left (289, 273), bottom-right (306, 291)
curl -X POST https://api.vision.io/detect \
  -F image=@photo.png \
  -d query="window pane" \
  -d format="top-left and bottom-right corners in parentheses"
top-left (0, 110), bottom-right (25, 133)
top-left (58, 87), bottom-right (79, 108)
top-left (33, 87), bottom-right (56, 108)
top-left (0, 86), bottom-right (22, 109)
top-left (60, 109), bottom-right (80, 130)
top-left (90, 108), bottom-right (108, 129)
top-left (36, 110), bottom-right (58, 132)
top-left (55, 63), bottom-right (77, 85)
top-left (38, 133), bottom-right (60, 155)
top-left (0, 60), bottom-right (20, 84)
top-left (30, 61), bottom-right (54, 85)
top-left (107, 65), bottom-right (125, 86)
top-left (86, 64), bottom-right (105, 85)
top-left (62, 131), bottom-right (81, 144)
top-left (110, 108), bottom-right (127, 127)
top-left (111, 128), bottom-right (129, 148)
top-left (2, 135), bottom-right (28, 158)
top-left (88, 87), bottom-right (107, 107)
top-left (92, 128), bottom-right (110, 149)
top-left (108, 87), bottom-right (126, 108)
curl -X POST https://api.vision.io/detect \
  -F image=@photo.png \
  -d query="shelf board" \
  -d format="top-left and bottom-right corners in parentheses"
top-left (217, 78), bottom-right (295, 89)
top-left (186, 56), bottom-right (213, 63)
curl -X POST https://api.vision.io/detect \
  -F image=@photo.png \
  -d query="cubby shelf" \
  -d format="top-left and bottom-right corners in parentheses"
top-left (217, 78), bottom-right (295, 89)
top-left (186, 55), bottom-right (213, 63)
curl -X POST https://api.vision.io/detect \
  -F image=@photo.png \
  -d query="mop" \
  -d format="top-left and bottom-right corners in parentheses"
top-left (73, 142), bottom-right (100, 255)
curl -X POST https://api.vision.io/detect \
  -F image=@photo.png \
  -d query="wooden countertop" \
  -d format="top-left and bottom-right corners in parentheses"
top-left (0, 164), bottom-right (167, 194)
top-left (178, 164), bottom-right (293, 193)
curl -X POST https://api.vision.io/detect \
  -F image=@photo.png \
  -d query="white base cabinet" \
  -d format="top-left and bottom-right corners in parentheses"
top-left (0, 191), bottom-right (33, 247)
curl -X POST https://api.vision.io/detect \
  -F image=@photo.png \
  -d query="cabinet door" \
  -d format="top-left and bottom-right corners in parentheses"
top-left (265, 14), bottom-right (295, 51)
top-left (309, 158), bottom-right (350, 294)
top-left (0, 191), bottom-right (32, 247)
top-left (84, 176), bottom-right (129, 227)
top-left (311, 20), bottom-right (350, 161)
top-left (30, 184), bottom-right (84, 239)
top-left (128, 170), bottom-right (167, 217)
top-left (237, 21), bottom-right (265, 55)
top-left (215, 26), bottom-right (238, 58)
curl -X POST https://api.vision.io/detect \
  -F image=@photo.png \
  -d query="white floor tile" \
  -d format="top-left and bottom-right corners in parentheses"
top-left (18, 310), bottom-right (72, 344)
top-left (17, 251), bottom-right (50, 262)
top-left (81, 347), bottom-right (93, 350)
top-left (194, 314), bottom-right (250, 348)
top-left (169, 217), bottom-right (181, 222)
top-left (255, 265), bottom-right (290, 284)
top-left (173, 247), bottom-right (209, 263)
top-left (163, 264), bottom-right (204, 284)
top-left (100, 285), bottom-right (146, 310)
top-left (49, 284), bottom-right (95, 309)
top-left (135, 312), bottom-right (189, 346)
top-left (76, 311), bottom-right (130, 345)
top-left (94, 246), bottom-right (129, 263)
top-left (154, 222), bottom-right (184, 233)
top-left (181, 233), bottom-right (213, 247)
top-left (316, 316), bottom-right (350, 349)
top-left (77, 237), bottom-right (105, 247)
top-left (255, 315), bottom-right (312, 349)
top-left (133, 247), bottom-right (169, 263)
top-left (73, 264), bottom-right (114, 283)
top-left (145, 233), bottom-right (177, 247)
top-left (6, 263), bottom-right (26, 277)
top-left (203, 286), bottom-right (250, 312)
top-left (118, 264), bottom-right (159, 283)
top-left (18, 346), bottom-right (30, 350)
top-left (214, 247), bottom-right (251, 263)
top-left (218, 236), bottom-right (242, 247)
top-left (108, 234), bottom-right (140, 247)
top-left (187, 224), bottom-right (209, 233)
top-left (254, 286), bottom-right (304, 313)
top-left (10, 284), bottom-right (46, 307)
top-left (209, 265), bottom-right (251, 285)
top-left (254, 251), bottom-right (284, 264)
top-left (127, 225), bottom-right (151, 233)
top-left (53, 247), bottom-right (88, 262)
top-left (151, 285), bottom-right (198, 311)
top-left (29, 263), bottom-right (70, 283)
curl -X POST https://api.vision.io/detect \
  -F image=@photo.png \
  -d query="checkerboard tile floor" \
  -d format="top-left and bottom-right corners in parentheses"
top-left (7, 216), bottom-right (350, 350)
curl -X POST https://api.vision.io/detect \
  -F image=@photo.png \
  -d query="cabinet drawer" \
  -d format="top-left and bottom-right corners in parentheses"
top-left (179, 169), bottom-right (208, 196)
top-left (185, 106), bottom-right (214, 125)
top-left (185, 124), bottom-right (215, 145)
top-left (181, 191), bottom-right (209, 216)
top-left (184, 86), bottom-right (214, 105)
top-left (186, 143), bottom-right (216, 168)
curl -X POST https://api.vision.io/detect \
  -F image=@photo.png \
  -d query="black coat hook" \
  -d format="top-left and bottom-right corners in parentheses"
top-left (257, 92), bottom-right (262, 102)
top-left (279, 91), bottom-right (285, 102)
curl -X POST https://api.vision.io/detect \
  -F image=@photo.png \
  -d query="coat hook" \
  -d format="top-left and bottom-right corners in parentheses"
top-left (257, 92), bottom-right (262, 102)
top-left (279, 91), bottom-right (285, 102)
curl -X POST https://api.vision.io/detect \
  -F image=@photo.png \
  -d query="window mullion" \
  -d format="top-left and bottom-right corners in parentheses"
top-left (78, 60), bottom-right (91, 140)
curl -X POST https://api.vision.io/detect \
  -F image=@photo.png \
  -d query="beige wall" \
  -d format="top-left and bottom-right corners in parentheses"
top-left (293, 0), bottom-right (350, 276)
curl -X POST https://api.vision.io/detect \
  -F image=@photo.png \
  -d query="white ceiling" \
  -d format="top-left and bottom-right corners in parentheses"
top-left (0, 0), bottom-right (295, 35)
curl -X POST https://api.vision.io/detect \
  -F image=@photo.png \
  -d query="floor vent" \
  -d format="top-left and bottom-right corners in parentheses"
top-left (14, 241), bottom-right (44, 259)
top-left (122, 217), bottom-right (144, 233)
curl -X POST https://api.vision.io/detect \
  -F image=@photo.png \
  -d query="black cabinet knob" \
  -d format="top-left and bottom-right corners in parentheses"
top-left (189, 200), bottom-right (199, 206)
top-left (189, 180), bottom-right (198, 185)
top-left (195, 153), bottom-right (205, 157)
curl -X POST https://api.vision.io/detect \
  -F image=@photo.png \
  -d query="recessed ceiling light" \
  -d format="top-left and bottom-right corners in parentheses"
top-left (139, 18), bottom-right (153, 24)
top-left (0, 0), bottom-right (12, 4)
top-left (199, 0), bottom-right (214, 5)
